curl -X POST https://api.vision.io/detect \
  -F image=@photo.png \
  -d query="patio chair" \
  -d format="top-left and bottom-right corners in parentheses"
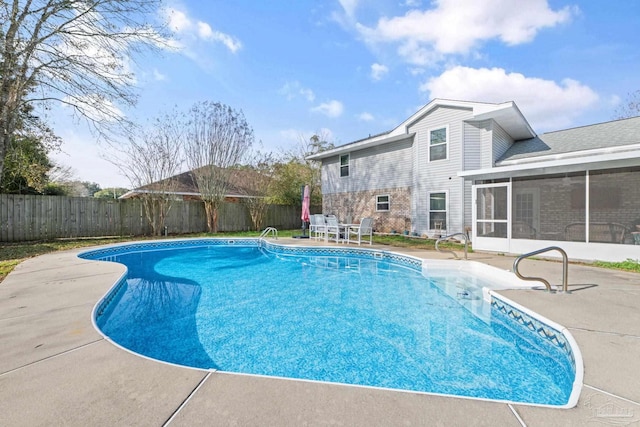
top-left (512, 221), bottom-right (537, 239)
top-left (346, 217), bottom-right (373, 245)
top-left (325, 215), bottom-right (341, 243)
top-left (310, 214), bottom-right (327, 241)
top-left (565, 222), bottom-right (628, 244)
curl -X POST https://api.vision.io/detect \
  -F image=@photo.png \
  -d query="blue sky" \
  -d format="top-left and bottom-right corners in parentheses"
top-left (50, 0), bottom-right (640, 188)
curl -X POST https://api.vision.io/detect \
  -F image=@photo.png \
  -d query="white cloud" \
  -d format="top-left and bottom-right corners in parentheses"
top-left (421, 66), bottom-right (599, 130)
top-left (339, 0), bottom-right (360, 18)
top-left (280, 81), bottom-right (316, 102)
top-left (197, 22), bottom-right (242, 53)
top-left (357, 0), bottom-right (576, 65)
top-left (196, 21), bottom-right (213, 38)
top-left (162, 7), bottom-right (242, 53)
top-left (166, 8), bottom-right (192, 33)
top-left (311, 100), bottom-right (344, 118)
top-left (153, 69), bottom-right (167, 81)
top-left (358, 112), bottom-right (374, 121)
top-left (370, 63), bottom-right (389, 81)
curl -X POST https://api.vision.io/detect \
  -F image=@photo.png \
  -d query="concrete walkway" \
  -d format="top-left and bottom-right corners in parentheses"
top-left (0, 238), bottom-right (639, 426)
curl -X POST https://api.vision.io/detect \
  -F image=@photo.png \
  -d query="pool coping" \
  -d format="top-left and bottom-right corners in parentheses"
top-left (1, 237), bottom-right (639, 426)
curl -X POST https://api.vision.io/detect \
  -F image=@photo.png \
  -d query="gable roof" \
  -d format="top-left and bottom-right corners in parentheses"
top-left (497, 115), bottom-right (640, 165)
top-left (390, 98), bottom-right (535, 140)
top-left (459, 115), bottom-right (640, 180)
top-left (307, 98), bottom-right (535, 160)
top-left (120, 166), bottom-right (266, 199)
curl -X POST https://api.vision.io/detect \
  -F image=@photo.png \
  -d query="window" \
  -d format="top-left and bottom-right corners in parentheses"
top-left (429, 192), bottom-right (447, 230)
top-left (340, 154), bottom-right (349, 177)
top-left (376, 195), bottom-right (390, 211)
top-left (429, 126), bottom-right (448, 161)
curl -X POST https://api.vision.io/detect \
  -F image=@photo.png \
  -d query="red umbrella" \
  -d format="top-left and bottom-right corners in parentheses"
top-left (301, 184), bottom-right (311, 223)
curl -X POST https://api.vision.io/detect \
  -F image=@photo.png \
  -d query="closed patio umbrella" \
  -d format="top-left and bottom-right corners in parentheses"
top-left (293, 184), bottom-right (311, 239)
top-left (301, 184), bottom-right (310, 237)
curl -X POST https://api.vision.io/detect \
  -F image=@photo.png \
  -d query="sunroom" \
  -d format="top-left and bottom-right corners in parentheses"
top-left (460, 141), bottom-right (640, 262)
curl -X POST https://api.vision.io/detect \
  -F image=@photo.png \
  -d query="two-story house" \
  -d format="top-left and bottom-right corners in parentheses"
top-left (307, 98), bottom-right (640, 262)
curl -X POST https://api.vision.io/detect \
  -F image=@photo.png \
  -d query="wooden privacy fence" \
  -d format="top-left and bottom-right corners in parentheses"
top-left (0, 194), bottom-right (311, 242)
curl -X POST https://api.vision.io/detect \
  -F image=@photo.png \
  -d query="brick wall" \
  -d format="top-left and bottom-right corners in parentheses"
top-left (322, 187), bottom-right (412, 232)
top-left (513, 167), bottom-right (640, 243)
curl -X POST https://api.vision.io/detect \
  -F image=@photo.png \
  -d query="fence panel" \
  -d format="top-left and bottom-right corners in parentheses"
top-left (0, 194), bottom-right (309, 242)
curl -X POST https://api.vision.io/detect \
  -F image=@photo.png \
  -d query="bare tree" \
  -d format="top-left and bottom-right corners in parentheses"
top-left (614, 90), bottom-right (640, 119)
top-left (110, 111), bottom-right (185, 236)
top-left (47, 160), bottom-right (76, 183)
top-left (185, 101), bottom-right (254, 233)
top-left (0, 0), bottom-right (167, 179)
top-left (239, 150), bottom-right (276, 231)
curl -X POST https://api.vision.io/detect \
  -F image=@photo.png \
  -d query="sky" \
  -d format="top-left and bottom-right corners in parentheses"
top-left (48, 0), bottom-right (640, 189)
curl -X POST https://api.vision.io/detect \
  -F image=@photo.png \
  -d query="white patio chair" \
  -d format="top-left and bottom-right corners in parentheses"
top-left (346, 217), bottom-right (373, 245)
top-left (325, 215), bottom-right (341, 243)
top-left (310, 214), bottom-right (327, 241)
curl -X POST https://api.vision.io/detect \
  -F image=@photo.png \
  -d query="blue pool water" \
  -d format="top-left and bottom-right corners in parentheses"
top-left (89, 243), bottom-right (575, 406)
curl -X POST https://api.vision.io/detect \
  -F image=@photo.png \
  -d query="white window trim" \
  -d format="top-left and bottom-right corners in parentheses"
top-left (340, 153), bottom-right (350, 178)
top-left (428, 190), bottom-right (448, 231)
top-left (428, 124), bottom-right (449, 162)
top-left (513, 187), bottom-right (541, 235)
top-left (375, 194), bottom-right (390, 212)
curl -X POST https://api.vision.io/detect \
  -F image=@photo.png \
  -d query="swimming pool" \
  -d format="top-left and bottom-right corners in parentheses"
top-left (81, 239), bottom-right (582, 407)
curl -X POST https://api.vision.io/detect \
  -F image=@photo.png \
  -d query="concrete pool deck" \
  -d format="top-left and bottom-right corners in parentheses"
top-left (0, 238), bottom-right (639, 426)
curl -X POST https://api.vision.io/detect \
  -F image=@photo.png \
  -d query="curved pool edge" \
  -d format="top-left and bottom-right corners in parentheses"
top-left (78, 237), bottom-right (582, 408)
top-left (487, 291), bottom-right (584, 409)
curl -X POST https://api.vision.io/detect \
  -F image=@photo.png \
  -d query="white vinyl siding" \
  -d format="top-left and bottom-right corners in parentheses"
top-left (477, 120), bottom-right (495, 169)
top-left (463, 122), bottom-right (482, 171)
top-left (409, 106), bottom-right (472, 235)
top-left (321, 137), bottom-right (413, 195)
top-left (492, 122), bottom-right (514, 162)
top-left (462, 121), bottom-right (483, 228)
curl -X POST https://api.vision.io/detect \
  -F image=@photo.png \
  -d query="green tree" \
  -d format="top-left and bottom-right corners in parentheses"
top-left (42, 182), bottom-right (68, 195)
top-left (270, 133), bottom-right (334, 206)
top-left (0, 135), bottom-right (51, 194)
top-left (269, 160), bottom-right (319, 206)
top-left (63, 181), bottom-right (102, 197)
top-left (0, 102), bottom-right (62, 193)
top-left (94, 188), bottom-right (129, 199)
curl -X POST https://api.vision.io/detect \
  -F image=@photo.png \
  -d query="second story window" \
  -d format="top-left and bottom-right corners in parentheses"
top-left (429, 126), bottom-right (448, 161)
top-left (340, 154), bottom-right (350, 177)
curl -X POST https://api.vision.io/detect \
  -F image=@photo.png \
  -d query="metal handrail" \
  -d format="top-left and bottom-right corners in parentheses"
top-left (513, 246), bottom-right (569, 293)
top-left (260, 227), bottom-right (278, 240)
top-left (435, 232), bottom-right (469, 260)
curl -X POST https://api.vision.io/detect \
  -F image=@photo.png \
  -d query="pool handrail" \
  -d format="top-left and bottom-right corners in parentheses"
top-left (260, 227), bottom-right (278, 240)
top-left (513, 246), bottom-right (570, 293)
top-left (435, 232), bottom-right (469, 260)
